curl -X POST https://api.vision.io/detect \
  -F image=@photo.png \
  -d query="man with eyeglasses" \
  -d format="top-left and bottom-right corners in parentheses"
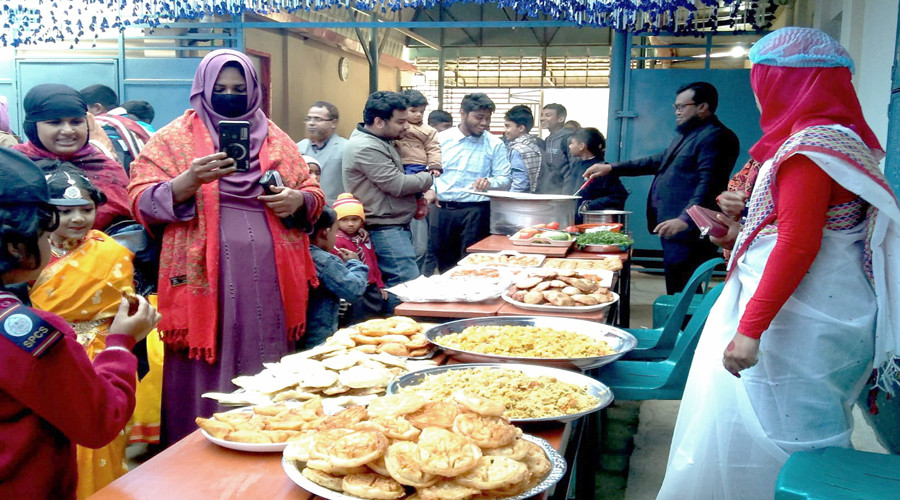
top-left (583, 81), bottom-right (739, 294)
top-left (297, 101), bottom-right (347, 203)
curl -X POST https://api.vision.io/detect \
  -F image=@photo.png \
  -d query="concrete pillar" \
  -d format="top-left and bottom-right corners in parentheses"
top-left (887, 4), bottom-right (900, 199)
top-left (605, 29), bottom-right (628, 163)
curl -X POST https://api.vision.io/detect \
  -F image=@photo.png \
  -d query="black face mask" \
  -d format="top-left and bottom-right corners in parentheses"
top-left (211, 93), bottom-right (248, 118)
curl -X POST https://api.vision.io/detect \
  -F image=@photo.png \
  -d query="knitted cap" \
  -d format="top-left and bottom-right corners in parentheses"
top-left (749, 27), bottom-right (854, 74)
top-left (333, 193), bottom-right (365, 221)
top-left (302, 155), bottom-right (321, 169)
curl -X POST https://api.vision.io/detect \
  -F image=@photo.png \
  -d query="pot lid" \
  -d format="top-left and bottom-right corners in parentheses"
top-left (579, 209), bottom-right (632, 215)
top-left (463, 189), bottom-right (581, 200)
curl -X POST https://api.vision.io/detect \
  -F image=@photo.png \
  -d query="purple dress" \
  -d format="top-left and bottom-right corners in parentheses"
top-left (140, 171), bottom-right (304, 445)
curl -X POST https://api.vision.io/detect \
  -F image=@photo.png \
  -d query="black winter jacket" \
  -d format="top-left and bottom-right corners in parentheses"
top-left (612, 116), bottom-right (739, 240)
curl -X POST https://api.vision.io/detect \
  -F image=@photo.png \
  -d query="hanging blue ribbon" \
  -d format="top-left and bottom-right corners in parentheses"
top-left (1, 0), bottom-right (763, 47)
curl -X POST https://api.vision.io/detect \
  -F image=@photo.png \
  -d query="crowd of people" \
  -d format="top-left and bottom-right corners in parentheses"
top-left (0, 27), bottom-right (898, 500)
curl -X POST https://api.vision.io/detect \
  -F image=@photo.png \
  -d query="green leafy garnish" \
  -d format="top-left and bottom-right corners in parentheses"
top-left (575, 231), bottom-right (634, 247)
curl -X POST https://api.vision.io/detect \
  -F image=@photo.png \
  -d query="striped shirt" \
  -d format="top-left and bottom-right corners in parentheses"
top-left (507, 134), bottom-right (542, 193)
top-left (433, 126), bottom-right (511, 202)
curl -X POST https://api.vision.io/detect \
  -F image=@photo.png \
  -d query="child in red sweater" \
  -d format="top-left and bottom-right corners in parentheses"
top-left (333, 193), bottom-right (390, 322)
top-left (0, 148), bottom-right (160, 499)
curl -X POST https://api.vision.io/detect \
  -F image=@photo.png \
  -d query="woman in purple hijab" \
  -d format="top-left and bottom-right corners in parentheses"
top-left (129, 49), bottom-right (325, 446)
top-left (0, 96), bottom-right (19, 147)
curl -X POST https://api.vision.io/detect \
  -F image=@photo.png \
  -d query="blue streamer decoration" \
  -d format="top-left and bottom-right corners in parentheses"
top-left (0, 0), bottom-right (765, 46)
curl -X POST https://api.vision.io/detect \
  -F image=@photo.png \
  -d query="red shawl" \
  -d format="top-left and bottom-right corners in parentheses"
top-left (128, 111), bottom-right (324, 363)
top-left (12, 141), bottom-right (131, 229)
top-left (749, 65), bottom-right (883, 163)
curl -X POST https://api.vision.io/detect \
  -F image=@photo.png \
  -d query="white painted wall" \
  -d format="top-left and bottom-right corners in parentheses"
top-left (815, 0), bottom-right (898, 148)
top-left (541, 88), bottom-right (611, 137)
top-left (855, 1), bottom-right (897, 148)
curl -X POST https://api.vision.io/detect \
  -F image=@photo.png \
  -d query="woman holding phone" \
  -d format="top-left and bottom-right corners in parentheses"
top-left (128, 49), bottom-right (325, 445)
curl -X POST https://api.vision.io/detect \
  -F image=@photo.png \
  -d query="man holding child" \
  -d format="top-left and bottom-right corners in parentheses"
top-left (342, 91), bottom-right (433, 297)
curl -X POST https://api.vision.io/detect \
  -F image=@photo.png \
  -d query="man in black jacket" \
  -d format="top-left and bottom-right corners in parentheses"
top-left (584, 82), bottom-right (739, 294)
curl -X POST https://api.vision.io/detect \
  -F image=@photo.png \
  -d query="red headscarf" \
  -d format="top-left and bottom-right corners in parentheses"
top-left (12, 141), bottom-right (131, 229)
top-left (749, 64), bottom-right (883, 163)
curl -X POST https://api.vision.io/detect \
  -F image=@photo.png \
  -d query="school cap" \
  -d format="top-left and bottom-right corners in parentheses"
top-left (45, 167), bottom-right (107, 207)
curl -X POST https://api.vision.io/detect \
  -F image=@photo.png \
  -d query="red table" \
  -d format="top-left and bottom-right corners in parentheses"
top-left (567, 249), bottom-right (629, 261)
top-left (466, 235), bottom-right (629, 263)
top-left (396, 298), bottom-right (608, 323)
top-left (394, 298), bottom-right (504, 319)
top-left (91, 423), bottom-right (568, 500)
top-left (466, 235), bottom-right (572, 257)
top-left (497, 301), bottom-right (607, 322)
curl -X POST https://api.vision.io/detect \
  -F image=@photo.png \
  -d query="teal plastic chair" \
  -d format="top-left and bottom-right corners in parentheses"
top-left (652, 257), bottom-right (723, 328)
top-left (775, 447), bottom-right (900, 499)
top-left (594, 283), bottom-right (723, 400)
top-left (626, 257), bottom-right (723, 360)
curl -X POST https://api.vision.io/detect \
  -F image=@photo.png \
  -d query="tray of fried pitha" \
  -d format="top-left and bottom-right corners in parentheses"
top-left (281, 392), bottom-right (565, 500)
top-left (502, 268), bottom-right (617, 312)
top-left (201, 318), bottom-right (439, 410)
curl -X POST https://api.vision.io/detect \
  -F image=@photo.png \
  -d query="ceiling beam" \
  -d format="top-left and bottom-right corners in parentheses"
top-left (410, 6), bottom-right (423, 23)
top-left (351, 7), bottom-right (441, 50)
top-left (545, 27), bottom-right (562, 45)
top-left (434, 8), bottom-right (482, 46)
top-left (157, 20), bottom-right (578, 29)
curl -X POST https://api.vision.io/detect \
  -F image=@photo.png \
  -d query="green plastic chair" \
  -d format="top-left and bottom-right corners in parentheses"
top-left (594, 283), bottom-right (723, 400)
top-left (775, 447), bottom-right (900, 499)
top-left (651, 257), bottom-right (723, 328)
top-left (626, 257), bottom-right (723, 360)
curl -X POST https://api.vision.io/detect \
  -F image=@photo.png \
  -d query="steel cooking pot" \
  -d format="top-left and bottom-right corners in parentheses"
top-left (579, 208), bottom-right (631, 234)
top-left (476, 191), bottom-right (579, 235)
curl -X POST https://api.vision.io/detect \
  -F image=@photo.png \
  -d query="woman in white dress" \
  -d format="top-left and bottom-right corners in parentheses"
top-left (657, 27), bottom-right (900, 500)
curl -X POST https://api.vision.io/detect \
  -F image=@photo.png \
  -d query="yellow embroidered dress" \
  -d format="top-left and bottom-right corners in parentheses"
top-left (30, 230), bottom-right (135, 499)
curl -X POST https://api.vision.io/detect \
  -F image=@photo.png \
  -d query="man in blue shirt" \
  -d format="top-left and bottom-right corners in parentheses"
top-left (429, 93), bottom-right (511, 273)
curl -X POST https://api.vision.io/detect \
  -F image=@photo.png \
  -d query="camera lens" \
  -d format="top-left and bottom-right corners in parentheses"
top-left (226, 144), bottom-right (247, 160)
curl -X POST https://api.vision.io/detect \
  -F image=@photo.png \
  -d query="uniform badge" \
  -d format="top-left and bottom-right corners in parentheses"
top-left (0, 303), bottom-right (62, 357)
top-left (64, 185), bottom-right (83, 200)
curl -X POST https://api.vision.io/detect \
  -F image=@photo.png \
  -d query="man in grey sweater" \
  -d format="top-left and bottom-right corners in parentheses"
top-left (343, 91), bottom-right (433, 292)
top-left (297, 101), bottom-right (347, 204)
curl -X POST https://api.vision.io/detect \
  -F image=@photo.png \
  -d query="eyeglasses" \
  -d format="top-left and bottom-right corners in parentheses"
top-left (304, 117), bottom-right (334, 123)
top-left (673, 102), bottom-right (697, 112)
top-left (37, 204), bottom-right (60, 232)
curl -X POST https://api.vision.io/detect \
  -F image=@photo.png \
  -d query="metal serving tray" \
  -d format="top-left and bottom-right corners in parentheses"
top-left (282, 433), bottom-right (566, 500)
top-left (424, 316), bottom-right (637, 371)
top-left (386, 363), bottom-right (614, 423)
